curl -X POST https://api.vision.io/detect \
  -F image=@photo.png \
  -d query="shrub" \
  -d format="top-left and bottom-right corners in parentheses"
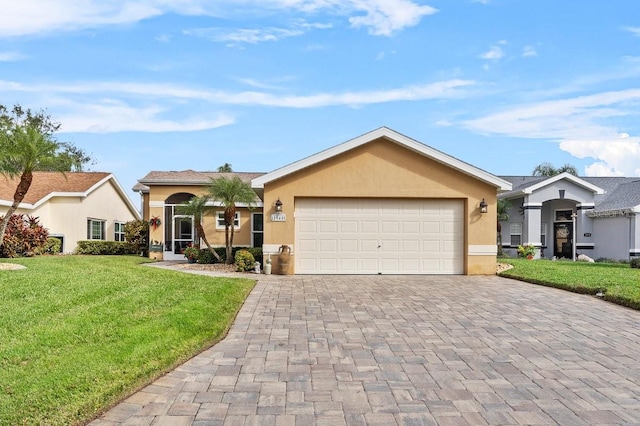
top-left (124, 220), bottom-right (149, 255)
top-left (1, 214), bottom-right (49, 258)
top-left (75, 241), bottom-right (136, 255)
top-left (631, 258), bottom-right (640, 269)
top-left (234, 249), bottom-right (255, 272)
top-left (196, 247), bottom-right (225, 264)
top-left (517, 244), bottom-right (536, 259)
top-left (35, 237), bottom-right (62, 255)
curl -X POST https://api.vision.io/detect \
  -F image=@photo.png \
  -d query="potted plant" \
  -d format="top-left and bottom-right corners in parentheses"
top-left (517, 244), bottom-right (536, 260)
top-left (182, 245), bottom-right (199, 263)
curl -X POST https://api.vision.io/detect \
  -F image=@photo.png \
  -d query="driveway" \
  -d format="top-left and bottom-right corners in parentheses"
top-left (90, 274), bottom-right (640, 425)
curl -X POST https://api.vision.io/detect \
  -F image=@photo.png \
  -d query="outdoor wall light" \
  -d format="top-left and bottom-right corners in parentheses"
top-left (479, 198), bottom-right (488, 214)
top-left (274, 198), bottom-right (283, 212)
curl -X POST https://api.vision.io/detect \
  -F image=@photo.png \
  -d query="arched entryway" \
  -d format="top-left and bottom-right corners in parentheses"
top-left (164, 192), bottom-right (196, 261)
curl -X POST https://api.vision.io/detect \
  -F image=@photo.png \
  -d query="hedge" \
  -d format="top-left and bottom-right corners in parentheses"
top-left (75, 241), bottom-right (137, 255)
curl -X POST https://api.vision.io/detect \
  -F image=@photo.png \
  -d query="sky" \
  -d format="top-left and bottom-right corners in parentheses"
top-left (2, 0), bottom-right (640, 206)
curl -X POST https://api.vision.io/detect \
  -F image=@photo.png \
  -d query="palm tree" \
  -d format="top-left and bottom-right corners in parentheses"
top-left (0, 105), bottom-right (90, 247)
top-left (207, 176), bottom-right (256, 264)
top-left (177, 195), bottom-right (223, 263)
top-left (0, 125), bottom-right (74, 246)
top-left (497, 199), bottom-right (511, 255)
top-left (532, 162), bottom-right (578, 176)
top-left (216, 163), bottom-right (233, 173)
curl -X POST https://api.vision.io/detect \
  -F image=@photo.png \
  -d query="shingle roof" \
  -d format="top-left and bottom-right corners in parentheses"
top-left (135, 170), bottom-right (268, 204)
top-left (499, 175), bottom-right (640, 211)
top-left (137, 170), bottom-right (266, 188)
top-left (0, 172), bottom-right (111, 205)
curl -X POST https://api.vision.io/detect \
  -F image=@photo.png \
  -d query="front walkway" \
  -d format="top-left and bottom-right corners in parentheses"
top-left (90, 273), bottom-right (640, 425)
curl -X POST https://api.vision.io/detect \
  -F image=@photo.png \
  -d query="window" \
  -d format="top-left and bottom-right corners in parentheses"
top-left (510, 223), bottom-right (522, 246)
top-left (540, 223), bottom-right (547, 247)
top-left (216, 211), bottom-right (240, 229)
top-left (114, 222), bottom-right (126, 242)
top-left (87, 219), bottom-right (105, 240)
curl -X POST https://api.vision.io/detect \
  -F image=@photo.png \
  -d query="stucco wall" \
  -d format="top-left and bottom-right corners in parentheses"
top-left (262, 137), bottom-right (497, 275)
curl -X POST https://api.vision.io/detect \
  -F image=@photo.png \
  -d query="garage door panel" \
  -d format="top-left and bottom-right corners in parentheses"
top-left (361, 221), bottom-right (379, 233)
top-left (361, 239), bottom-right (380, 252)
top-left (340, 239), bottom-right (358, 252)
top-left (319, 239), bottom-right (337, 252)
top-left (319, 220), bottom-right (338, 233)
top-left (341, 220), bottom-right (358, 233)
top-left (295, 198), bottom-right (463, 274)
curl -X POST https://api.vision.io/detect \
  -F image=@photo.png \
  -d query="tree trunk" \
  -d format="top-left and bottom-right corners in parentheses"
top-left (224, 206), bottom-right (235, 264)
top-left (0, 170), bottom-right (33, 247)
top-left (196, 222), bottom-right (222, 262)
top-left (497, 222), bottom-right (503, 256)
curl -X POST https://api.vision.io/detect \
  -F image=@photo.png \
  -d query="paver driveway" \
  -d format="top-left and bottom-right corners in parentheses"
top-left (91, 274), bottom-right (640, 425)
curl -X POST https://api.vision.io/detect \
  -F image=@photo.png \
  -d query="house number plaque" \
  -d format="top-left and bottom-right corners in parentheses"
top-left (271, 213), bottom-right (287, 222)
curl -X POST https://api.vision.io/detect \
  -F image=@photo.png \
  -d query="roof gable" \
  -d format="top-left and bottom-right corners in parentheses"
top-left (522, 173), bottom-right (605, 195)
top-left (0, 172), bottom-right (140, 218)
top-left (252, 127), bottom-right (512, 192)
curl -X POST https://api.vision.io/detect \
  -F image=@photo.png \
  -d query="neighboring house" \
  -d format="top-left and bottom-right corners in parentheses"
top-left (0, 172), bottom-right (141, 253)
top-left (134, 171), bottom-right (265, 261)
top-left (499, 174), bottom-right (640, 261)
top-left (136, 127), bottom-right (511, 275)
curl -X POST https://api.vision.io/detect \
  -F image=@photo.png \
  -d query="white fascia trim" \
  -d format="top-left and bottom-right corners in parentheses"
top-left (468, 245), bottom-right (497, 255)
top-left (522, 202), bottom-right (543, 207)
top-left (0, 199), bottom-right (35, 209)
top-left (523, 173), bottom-right (605, 195)
top-left (578, 202), bottom-right (595, 208)
top-left (251, 127), bottom-right (512, 191)
top-left (633, 205), bottom-right (640, 213)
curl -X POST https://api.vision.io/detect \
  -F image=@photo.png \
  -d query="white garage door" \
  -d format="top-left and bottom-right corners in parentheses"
top-left (295, 198), bottom-right (464, 274)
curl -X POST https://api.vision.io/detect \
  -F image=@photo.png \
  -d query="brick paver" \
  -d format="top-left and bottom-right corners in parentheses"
top-left (90, 272), bottom-right (640, 425)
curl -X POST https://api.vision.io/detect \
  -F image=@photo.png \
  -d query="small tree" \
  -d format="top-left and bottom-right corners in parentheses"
top-left (497, 199), bottom-right (511, 256)
top-left (177, 195), bottom-right (223, 263)
top-left (124, 219), bottom-right (149, 255)
top-left (532, 162), bottom-right (578, 177)
top-left (207, 177), bottom-right (257, 264)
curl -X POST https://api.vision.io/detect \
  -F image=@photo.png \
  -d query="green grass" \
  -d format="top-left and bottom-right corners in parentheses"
top-left (0, 256), bottom-right (256, 425)
top-left (499, 258), bottom-right (640, 309)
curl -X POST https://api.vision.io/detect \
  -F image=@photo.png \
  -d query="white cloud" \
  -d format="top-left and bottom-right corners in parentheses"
top-left (623, 26), bottom-right (640, 37)
top-left (0, 0), bottom-right (435, 38)
top-left (346, 0), bottom-right (437, 36)
top-left (522, 45), bottom-right (537, 57)
top-left (0, 78), bottom-right (475, 108)
top-left (464, 89), bottom-right (640, 176)
top-left (54, 100), bottom-right (236, 133)
top-left (0, 51), bottom-right (28, 62)
top-left (184, 27), bottom-right (304, 44)
top-left (0, 77), bottom-right (473, 132)
top-left (480, 45), bottom-right (504, 61)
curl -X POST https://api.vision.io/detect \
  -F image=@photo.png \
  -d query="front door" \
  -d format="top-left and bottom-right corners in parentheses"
top-left (554, 223), bottom-right (573, 259)
top-left (165, 215), bottom-right (194, 260)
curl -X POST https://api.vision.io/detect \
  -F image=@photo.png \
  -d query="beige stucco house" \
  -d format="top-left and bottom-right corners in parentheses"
top-left (136, 127), bottom-right (511, 274)
top-left (0, 172), bottom-right (141, 253)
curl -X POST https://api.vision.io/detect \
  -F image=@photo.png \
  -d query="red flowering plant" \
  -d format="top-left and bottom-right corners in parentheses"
top-left (182, 244), bottom-right (199, 262)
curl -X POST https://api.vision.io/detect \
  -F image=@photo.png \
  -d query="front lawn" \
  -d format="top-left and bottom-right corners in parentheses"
top-left (0, 256), bottom-right (255, 425)
top-left (499, 258), bottom-right (640, 309)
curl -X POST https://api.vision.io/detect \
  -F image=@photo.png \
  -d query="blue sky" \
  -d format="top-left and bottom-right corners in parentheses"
top-left (2, 1), bottom-right (640, 204)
